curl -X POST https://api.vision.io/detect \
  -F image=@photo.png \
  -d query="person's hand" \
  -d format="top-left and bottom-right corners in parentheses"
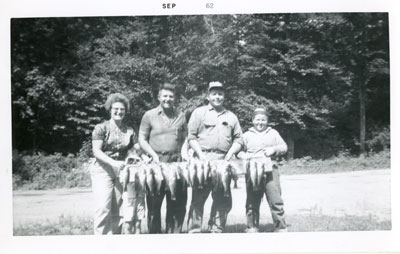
top-left (263, 147), bottom-right (275, 157)
top-left (197, 152), bottom-right (207, 161)
top-left (236, 152), bottom-right (248, 160)
top-left (151, 154), bottom-right (160, 164)
top-left (142, 154), bottom-right (152, 164)
top-left (111, 160), bottom-right (125, 177)
top-left (181, 151), bottom-right (189, 162)
top-left (224, 152), bottom-right (233, 161)
top-left (119, 165), bottom-right (129, 186)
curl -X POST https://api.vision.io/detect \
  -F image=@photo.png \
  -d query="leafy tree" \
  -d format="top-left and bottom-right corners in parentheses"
top-left (11, 13), bottom-right (390, 160)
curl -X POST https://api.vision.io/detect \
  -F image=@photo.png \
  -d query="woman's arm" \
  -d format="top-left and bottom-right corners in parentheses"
top-left (92, 139), bottom-right (125, 177)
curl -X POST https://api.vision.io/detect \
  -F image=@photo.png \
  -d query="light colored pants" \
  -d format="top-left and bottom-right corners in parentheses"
top-left (122, 182), bottom-right (146, 222)
top-left (89, 160), bottom-right (123, 235)
top-left (245, 167), bottom-right (286, 230)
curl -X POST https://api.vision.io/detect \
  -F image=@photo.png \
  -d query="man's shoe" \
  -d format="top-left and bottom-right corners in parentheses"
top-left (244, 227), bottom-right (259, 233)
top-left (209, 225), bottom-right (223, 233)
top-left (275, 227), bottom-right (288, 233)
top-left (188, 227), bottom-right (202, 234)
top-left (123, 222), bottom-right (133, 234)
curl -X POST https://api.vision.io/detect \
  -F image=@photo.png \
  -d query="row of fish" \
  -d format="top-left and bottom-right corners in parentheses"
top-left (120, 158), bottom-right (273, 199)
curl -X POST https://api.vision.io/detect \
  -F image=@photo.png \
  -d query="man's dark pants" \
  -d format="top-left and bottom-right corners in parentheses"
top-left (146, 153), bottom-right (187, 233)
top-left (187, 152), bottom-right (231, 233)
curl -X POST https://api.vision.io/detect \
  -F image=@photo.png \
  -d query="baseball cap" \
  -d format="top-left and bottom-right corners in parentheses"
top-left (253, 108), bottom-right (268, 117)
top-left (208, 81), bottom-right (224, 92)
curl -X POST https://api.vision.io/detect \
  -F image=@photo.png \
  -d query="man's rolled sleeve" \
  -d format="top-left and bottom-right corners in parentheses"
top-left (138, 112), bottom-right (151, 141)
top-left (232, 117), bottom-right (244, 147)
top-left (187, 109), bottom-right (200, 141)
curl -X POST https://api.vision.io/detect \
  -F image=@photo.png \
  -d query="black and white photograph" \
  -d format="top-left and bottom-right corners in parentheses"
top-left (1, 0), bottom-right (400, 253)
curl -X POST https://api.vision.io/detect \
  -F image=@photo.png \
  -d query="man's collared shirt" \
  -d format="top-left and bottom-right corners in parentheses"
top-left (242, 127), bottom-right (287, 158)
top-left (139, 105), bottom-right (187, 153)
top-left (188, 104), bottom-right (243, 153)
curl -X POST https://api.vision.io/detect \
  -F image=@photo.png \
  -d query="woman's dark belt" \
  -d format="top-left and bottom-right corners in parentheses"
top-left (155, 150), bottom-right (179, 156)
top-left (202, 149), bottom-right (226, 154)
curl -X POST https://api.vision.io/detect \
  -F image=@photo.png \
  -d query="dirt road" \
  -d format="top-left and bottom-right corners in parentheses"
top-left (13, 169), bottom-right (391, 226)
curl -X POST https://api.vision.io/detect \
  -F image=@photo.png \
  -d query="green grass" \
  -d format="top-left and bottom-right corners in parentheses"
top-left (14, 215), bottom-right (93, 236)
top-left (14, 213), bottom-right (391, 236)
top-left (286, 214), bottom-right (391, 232)
top-left (280, 150), bottom-right (390, 175)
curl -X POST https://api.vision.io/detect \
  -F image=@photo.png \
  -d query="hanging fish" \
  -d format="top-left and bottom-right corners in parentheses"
top-left (145, 165), bottom-right (156, 196)
top-left (210, 162), bottom-right (220, 193)
top-left (221, 162), bottom-right (232, 197)
top-left (162, 163), bottom-right (179, 201)
top-left (196, 160), bottom-right (205, 189)
top-left (250, 160), bottom-right (258, 191)
top-left (153, 164), bottom-right (164, 196)
top-left (137, 167), bottom-right (147, 197)
top-left (257, 160), bottom-right (266, 190)
top-left (204, 161), bottom-right (212, 186)
top-left (188, 160), bottom-right (198, 188)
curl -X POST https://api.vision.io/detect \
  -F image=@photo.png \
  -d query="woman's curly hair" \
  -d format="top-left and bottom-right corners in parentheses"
top-left (104, 93), bottom-right (130, 113)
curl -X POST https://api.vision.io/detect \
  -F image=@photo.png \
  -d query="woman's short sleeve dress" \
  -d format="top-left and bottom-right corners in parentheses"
top-left (91, 120), bottom-right (136, 173)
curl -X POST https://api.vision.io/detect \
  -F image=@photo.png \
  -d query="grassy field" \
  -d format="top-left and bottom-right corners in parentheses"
top-left (14, 213), bottom-right (391, 236)
top-left (279, 150), bottom-right (390, 175)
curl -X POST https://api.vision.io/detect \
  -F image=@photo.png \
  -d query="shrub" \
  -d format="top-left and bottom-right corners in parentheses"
top-left (12, 149), bottom-right (38, 182)
top-left (294, 131), bottom-right (344, 159)
top-left (280, 149), bottom-right (390, 175)
top-left (12, 151), bottom-right (91, 190)
top-left (366, 127), bottom-right (390, 152)
top-left (65, 164), bottom-right (92, 188)
top-left (79, 139), bottom-right (93, 159)
top-left (28, 167), bottom-right (69, 190)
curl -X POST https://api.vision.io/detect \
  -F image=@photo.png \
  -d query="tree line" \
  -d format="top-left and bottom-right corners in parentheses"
top-left (11, 13), bottom-right (390, 159)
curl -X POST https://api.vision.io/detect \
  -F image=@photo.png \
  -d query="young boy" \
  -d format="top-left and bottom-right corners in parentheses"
top-left (121, 143), bottom-right (150, 234)
top-left (237, 108), bottom-right (288, 233)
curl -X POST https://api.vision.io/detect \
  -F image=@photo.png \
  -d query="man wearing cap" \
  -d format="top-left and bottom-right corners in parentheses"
top-left (237, 108), bottom-right (288, 232)
top-left (187, 81), bottom-right (243, 233)
top-left (138, 83), bottom-right (188, 233)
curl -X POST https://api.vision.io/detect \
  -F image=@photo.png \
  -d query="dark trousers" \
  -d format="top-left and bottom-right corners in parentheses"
top-left (146, 186), bottom-right (165, 234)
top-left (187, 152), bottom-right (231, 233)
top-left (187, 186), bottom-right (211, 233)
top-left (245, 168), bottom-right (286, 230)
top-left (209, 187), bottom-right (232, 231)
top-left (165, 179), bottom-right (187, 233)
top-left (146, 153), bottom-right (187, 234)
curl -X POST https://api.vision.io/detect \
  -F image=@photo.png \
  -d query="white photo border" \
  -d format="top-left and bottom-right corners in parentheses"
top-left (1, 0), bottom-right (399, 253)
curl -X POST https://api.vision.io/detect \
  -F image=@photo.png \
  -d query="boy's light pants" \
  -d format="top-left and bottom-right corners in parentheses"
top-left (122, 182), bottom-right (146, 222)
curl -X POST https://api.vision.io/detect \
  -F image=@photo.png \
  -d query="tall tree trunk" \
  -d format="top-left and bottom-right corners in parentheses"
top-left (286, 132), bottom-right (295, 160)
top-left (359, 28), bottom-right (368, 158)
top-left (286, 73), bottom-right (295, 160)
top-left (32, 105), bottom-right (39, 154)
top-left (359, 76), bottom-right (366, 158)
